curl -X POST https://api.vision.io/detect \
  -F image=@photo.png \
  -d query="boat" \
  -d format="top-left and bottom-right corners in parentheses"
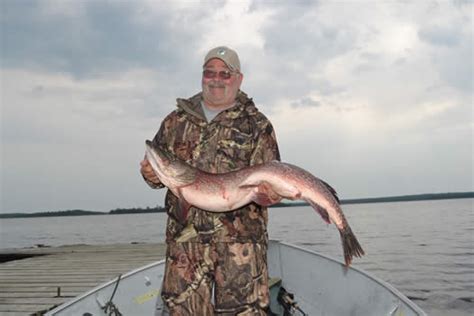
top-left (45, 240), bottom-right (426, 315)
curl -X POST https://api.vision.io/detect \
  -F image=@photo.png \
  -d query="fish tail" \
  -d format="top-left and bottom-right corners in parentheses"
top-left (339, 226), bottom-right (365, 266)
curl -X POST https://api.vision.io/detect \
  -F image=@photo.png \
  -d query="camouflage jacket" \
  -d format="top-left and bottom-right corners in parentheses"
top-left (149, 90), bottom-right (280, 244)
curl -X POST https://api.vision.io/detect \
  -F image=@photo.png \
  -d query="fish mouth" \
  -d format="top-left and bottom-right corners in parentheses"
top-left (144, 140), bottom-right (197, 190)
top-left (147, 141), bottom-right (176, 162)
top-left (145, 139), bottom-right (154, 152)
top-left (145, 140), bottom-right (170, 169)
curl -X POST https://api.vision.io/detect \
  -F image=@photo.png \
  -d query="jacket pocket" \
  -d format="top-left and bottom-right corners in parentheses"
top-left (216, 129), bottom-right (254, 171)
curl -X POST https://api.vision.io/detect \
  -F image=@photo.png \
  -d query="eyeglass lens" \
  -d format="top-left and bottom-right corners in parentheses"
top-left (203, 70), bottom-right (233, 80)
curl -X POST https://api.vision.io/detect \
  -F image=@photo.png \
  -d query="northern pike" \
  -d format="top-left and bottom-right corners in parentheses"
top-left (145, 140), bottom-right (365, 266)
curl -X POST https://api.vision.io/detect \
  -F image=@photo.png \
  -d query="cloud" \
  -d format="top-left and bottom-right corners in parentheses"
top-left (245, 1), bottom-right (360, 106)
top-left (418, 25), bottom-right (461, 47)
top-left (1, 0), bottom-right (472, 213)
top-left (1, 67), bottom-right (170, 212)
top-left (1, 0), bottom-right (202, 78)
top-left (416, 4), bottom-right (473, 92)
top-left (291, 97), bottom-right (321, 108)
top-left (2, 69), bottom-right (164, 143)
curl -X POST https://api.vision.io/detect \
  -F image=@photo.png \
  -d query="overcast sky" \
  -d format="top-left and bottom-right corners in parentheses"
top-left (1, 0), bottom-right (472, 214)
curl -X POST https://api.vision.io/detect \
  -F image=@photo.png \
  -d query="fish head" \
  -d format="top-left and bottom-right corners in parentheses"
top-left (145, 140), bottom-right (197, 188)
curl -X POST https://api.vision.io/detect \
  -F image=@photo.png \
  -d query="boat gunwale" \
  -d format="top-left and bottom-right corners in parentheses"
top-left (45, 259), bottom-right (166, 314)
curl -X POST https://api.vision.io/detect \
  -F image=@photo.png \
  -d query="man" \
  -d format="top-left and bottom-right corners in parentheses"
top-left (140, 46), bottom-right (280, 315)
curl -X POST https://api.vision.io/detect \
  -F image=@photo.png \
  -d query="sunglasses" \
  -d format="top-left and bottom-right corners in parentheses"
top-left (202, 69), bottom-right (237, 80)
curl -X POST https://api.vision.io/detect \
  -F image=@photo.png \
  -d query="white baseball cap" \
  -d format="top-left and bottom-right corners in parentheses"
top-left (203, 46), bottom-right (241, 72)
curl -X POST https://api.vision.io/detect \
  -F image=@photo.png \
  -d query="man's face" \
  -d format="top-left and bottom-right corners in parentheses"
top-left (202, 58), bottom-right (243, 109)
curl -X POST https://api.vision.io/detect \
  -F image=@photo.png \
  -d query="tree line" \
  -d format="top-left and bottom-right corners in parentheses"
top-left (0, 206), bottom-right (166, 218)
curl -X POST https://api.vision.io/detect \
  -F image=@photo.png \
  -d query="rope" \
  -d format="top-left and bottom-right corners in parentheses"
top-left (101, 274), bottom-right (123, 316)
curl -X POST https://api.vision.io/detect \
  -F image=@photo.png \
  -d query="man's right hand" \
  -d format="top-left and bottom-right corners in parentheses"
top-left (140, 158), bottom-right (161, 185)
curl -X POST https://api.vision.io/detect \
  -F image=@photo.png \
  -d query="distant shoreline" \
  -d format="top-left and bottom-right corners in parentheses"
top-left (1, 192), bottom-right (472, 219)
top-left (339, 191), bottom-right (474, 205)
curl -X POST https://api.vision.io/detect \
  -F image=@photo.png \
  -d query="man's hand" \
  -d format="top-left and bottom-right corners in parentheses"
top-left (140, 158), bottom-right (161, 185)
top-left (254, 181), bottom-right (282, 206)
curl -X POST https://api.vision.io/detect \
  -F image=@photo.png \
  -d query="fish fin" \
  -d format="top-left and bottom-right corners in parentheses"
top-left (176, 192), bottom-right (191, 222)
top-left (308, 201), bottom-right (331, 224)
top-left (252, 193), bottom-right (276, 206)
top-left (252, 192), bottom-right (282, 206)
top-left (339, 226), bottom-right (365, 266)
top-left (320, 179), bottom-right (340, 203)
top-left (251, 182), bottom-right (283, 206)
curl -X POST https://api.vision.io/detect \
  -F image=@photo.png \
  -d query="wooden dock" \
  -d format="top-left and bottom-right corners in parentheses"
top-left (0, 243), bottom-right (166, 315)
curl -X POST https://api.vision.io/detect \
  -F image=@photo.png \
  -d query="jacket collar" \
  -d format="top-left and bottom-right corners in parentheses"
top-left (176, 90), bottom-right (257, 126)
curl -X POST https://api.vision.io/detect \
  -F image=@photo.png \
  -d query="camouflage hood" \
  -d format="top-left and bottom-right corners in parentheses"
top-left (176, 90), bottom-right (260, 127)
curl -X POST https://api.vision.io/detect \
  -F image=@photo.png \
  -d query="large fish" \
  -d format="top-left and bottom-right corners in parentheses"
top-left (145, 140), bottom-right (364, 266)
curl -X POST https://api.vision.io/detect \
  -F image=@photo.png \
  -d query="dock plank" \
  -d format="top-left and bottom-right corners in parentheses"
top-left (0, 243), bottom-right (166, 315)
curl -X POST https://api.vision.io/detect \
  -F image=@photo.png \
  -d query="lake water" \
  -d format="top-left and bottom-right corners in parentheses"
top-left (1, 198), bottom-right (473, 315)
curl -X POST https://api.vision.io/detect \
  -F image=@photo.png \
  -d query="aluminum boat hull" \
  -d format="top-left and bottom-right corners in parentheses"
top-left (46, 240), bottom-right (425, 315)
